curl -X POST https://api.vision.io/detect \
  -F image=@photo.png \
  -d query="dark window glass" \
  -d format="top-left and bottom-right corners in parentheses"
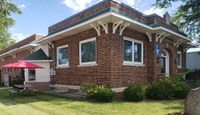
top-left (57, 47), bottom-right (68, 65)
top-left (134, 42), bottom-right (142, 62)
top-left (29, 69), bottom-right (35, 81)
top-left (81, 40), bottom-right (96, 63)
top-left (123, 40), bottom-right (132, 62)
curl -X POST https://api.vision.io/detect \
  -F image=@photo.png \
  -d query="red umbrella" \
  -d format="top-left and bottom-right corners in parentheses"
top-left (2, 60), bottom-right (43, 69)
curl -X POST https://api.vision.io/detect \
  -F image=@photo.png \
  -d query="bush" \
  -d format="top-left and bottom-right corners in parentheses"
top-left (11, 79), bottom-right (24, 86)
top-left (185, 69), bottom-right (200, 88)
top-left (123, 84), bottom-right (145, 102)
top-left (81, 83), bottom-right (115, 102)
top-left (146, 78), bottom-right (173, 100)
top-left (172, 73), bottom-right (185, 83)
top-left (171, 82), bottom-right (190, 99)
top-left (185, 69), bottom-right (200, 81)
top-left (94, 87), bottom-right (115, 102)
top-left (0, 81), bottom-right (4, 87)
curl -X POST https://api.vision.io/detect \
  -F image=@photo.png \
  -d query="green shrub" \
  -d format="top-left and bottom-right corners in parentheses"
top-left (185, 69), bottom-right (200, 81)
top-left (171, 82), bottom-right (189, 99)
top-left (11, 79), bottom-right (24, 86)
top-left (81, 83), bottom-right (115, 102)
top-left (123, 84), bottom-right (145, 102)
top-left (146, 78), bottom-right (173, 100)
top-left (0, 81), bottom-right (4, 87)
top-left (93, 87), bottom-right (115, 102)
top-left (172, 73), bottom-right (185, 83)
top-left (185, 69), bottom-right (200, 88)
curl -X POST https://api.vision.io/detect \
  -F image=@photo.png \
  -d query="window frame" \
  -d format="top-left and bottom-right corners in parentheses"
top-left (177, 51), bottom-right (182, 68)
top-left (28, 69), bottom-right (36, 81)
top-left (123, 37), bottom-right (144, 65)
top-left (56, 44), bottom-right (69, 67)
top-left (79, 37), bottom-right (97, 66)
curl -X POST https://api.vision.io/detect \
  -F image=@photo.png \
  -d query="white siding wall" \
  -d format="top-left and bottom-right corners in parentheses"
top-left (35, 62), bottom-right (50, 82)
top-left (186, 52), bottom-right (200, 69)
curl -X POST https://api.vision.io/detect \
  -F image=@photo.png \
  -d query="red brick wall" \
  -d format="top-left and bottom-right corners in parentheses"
top-left (49, 23), bottom-right (186, 88)
top-left (26, 82), bottom-right (49, 91)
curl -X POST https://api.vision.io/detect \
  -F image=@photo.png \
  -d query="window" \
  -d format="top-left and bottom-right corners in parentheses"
top-left (79, 38), bottom-right (96, 65)
top-left (57, 45), bottom-right (69, 67)
top-left (177, 51), bottom-right (182, 68)
top-left (29, 69), bottom-right (36, 81)
top-left (123, 37), bottom-right (143, 65)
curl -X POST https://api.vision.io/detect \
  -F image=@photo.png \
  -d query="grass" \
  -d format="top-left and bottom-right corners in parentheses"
top-left (0, 88), bottom-right (184, 115)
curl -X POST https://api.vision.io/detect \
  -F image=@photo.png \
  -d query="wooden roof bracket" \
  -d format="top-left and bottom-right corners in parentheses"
top-left (113, 21), bottom-right (123, 34)
top-left (90, 24), bottom-right (101, 36)
top-left (145, 32), bottom-right (152, 42)
top-left (119, 23), bottom-right (130, 35)
top-left (156, 32), bottom-right (169, 43)
top-left (98, 21), bottom-right (108, 34)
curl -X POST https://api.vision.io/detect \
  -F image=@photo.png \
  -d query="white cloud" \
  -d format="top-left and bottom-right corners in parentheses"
top-left (61, 0), bottom-right (92, 12)
top-left (143, 6), bottom-right (165, 16)
top-left (11, 33), bottom-right (29, 42)
top-left (18, 4), bottom-right (27, 10)
top-left (61, 0), bottom-right (139, 13)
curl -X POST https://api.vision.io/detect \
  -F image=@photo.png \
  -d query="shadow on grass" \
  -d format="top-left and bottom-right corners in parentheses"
top-left (0, 88), bottom-right (80, 106)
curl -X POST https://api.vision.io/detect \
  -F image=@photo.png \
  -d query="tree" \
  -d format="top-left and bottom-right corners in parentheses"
top-left (0, 0), bottom-right (21, 50)
top-left (154, 0), bottom-right (200, 45)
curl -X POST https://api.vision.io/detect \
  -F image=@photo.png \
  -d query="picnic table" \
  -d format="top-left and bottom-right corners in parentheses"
top-left (14, 84), bottom-right (31, 89)
top-left (11, 84), bottom-right (38, 96)
top-left (8, 89), bottom-right (17, 96)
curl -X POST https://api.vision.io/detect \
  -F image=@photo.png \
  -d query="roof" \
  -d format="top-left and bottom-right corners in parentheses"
top-left (24, 49), bottom-right (51, 60)
top-left (187, 48), bottom-right (200, 53)
top-left (48, 0), bottom-right (187, 38)
top-left (0, 34), bottom-right (45, 55)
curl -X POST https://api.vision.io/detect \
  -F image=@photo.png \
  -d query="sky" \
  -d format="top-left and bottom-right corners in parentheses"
top-left (10, 0), bottom-right (182, 42)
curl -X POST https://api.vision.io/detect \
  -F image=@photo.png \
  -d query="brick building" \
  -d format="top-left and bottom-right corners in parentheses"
top-left (0, 34), bottom-right (44, 86)
top-left (0, 0), bottom-right (195, 91)
top-left (0, 34), bottom-right (51, 90)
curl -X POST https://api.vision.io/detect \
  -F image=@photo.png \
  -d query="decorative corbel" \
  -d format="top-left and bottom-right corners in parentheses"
top-left (174, 40), bottom-right (184, 47)
top-left (90, 24), bottom-right (101, 36)
top-left (156, 32), bottom-right (169, 43)
top-left (113, 21), bottom-right (123, 34)
top-left (98, 21), bottom-right (108, 34)
top-left (11, 54), bottom-right (16, 59)
top-left (176, 40), bottom-right (184, 48)
top-left (47, 41), bottom-right (54, 48)
top-left (145, 32), bottom-right (152, 42)
top-left (28, 48), bottom-right (34, 53)
top-left (184, 47), bottom-right (189, 52)
top-left (119, 23), bottom-right (130, 35)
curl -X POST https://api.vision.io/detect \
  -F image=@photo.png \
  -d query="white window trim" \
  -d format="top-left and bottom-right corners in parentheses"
top-left (123, 36), bottom-right (144, 65)
top-left (177, 51), bottom-right (182, 68)
top-left (79, 37), bottom-right (97, 66)
top-left (56, 44), bottom-right (69, 67)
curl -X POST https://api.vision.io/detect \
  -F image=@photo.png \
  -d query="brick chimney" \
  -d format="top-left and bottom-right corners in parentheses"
top-left (163, 12), bottom-right (171, 25)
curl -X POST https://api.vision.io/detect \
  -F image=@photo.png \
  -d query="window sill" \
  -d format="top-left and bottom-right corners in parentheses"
top-left (56, 65), bottom-right (69, 68)
top-left (123, 63), bottom-right (145, 67)
top-left (177, 66), bottom-right (182, 69)
top-left (78, 63), bottom-right (97, 67)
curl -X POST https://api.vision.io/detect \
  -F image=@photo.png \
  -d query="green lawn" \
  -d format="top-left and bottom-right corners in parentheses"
top-left (0, 88), bottom-right (184, 115)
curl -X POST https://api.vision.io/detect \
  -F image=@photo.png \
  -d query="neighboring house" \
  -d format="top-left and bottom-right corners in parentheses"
top-left (0, 0), bottom-right (195, 91)
top-left (0, 34), bottom-right (51, 90)
top-left (186, 48), bottom-right (200, 70)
